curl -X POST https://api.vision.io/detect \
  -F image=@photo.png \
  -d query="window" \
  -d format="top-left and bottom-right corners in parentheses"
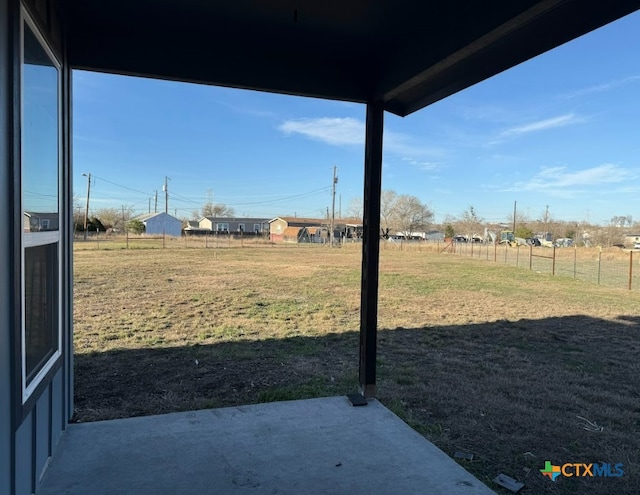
top-left (237, 223), bottom-right (245, 232)
top-left (216, 223), bottom-right (229, 232)
top-left (253, 224), bottom-right (261, 233)
top-left (21, 10), bottom-right (62, 402)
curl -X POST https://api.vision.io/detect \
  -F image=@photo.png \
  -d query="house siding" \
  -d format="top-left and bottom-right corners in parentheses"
top-left (269, 218), bottom-right (288, 241)
top-left (1, 2), bottom-right (15, 494)
top-left (269, 218), bottom-right (327, 243)
top-left (142, 212), bottom-right (182, 237)
top-left (3, 2), bottom-right (71, 494)
top-left (198, 217), bottom-right (269, 234)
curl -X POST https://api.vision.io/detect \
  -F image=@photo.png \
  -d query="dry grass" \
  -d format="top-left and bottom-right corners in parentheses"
top-left (73, 245), bottom-right (640, 494)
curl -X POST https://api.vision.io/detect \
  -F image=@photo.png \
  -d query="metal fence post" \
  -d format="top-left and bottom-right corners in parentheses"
top-left (504, 243), bottom-right (507, 264)
top-left (573, 245), bottom-right (577, 278)
top-left (597, 248), bottom-right (602, 285)
top-left (552, 246), bottom-right (556, 275)
top-left (629, 250), bottom-right (633, 291)
top-left (516, 244), bottom-right (519, 266)
top-left (529, 244), bottom-right (533, 270)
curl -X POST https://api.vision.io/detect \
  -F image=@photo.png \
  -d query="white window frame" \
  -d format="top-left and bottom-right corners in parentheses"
top-left (20, 7), bottom-right (63, 403)
top-left (253, 224), bottom-right (261, 233)
top-left (216, 223), bottom-right (229, 232)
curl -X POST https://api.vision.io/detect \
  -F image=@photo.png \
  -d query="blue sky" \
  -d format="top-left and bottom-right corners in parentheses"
top-left (73, 11), bottom-right (640, 225)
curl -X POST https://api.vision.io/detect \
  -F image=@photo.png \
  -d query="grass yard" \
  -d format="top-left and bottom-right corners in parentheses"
top-left (73, 244), bottom-right (640, 494)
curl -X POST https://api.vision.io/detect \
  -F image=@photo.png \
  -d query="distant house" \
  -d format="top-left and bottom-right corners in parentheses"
top-left (625, 233), bottom-right (640, 247)
top-left (197, 217), bottom-right (269, 234)
top-left (24, 211), bottom-right (59, 232)
top-left (134, 212), bottom-right (182, 237)
top-left (269, 217), bottom-right (329, 243)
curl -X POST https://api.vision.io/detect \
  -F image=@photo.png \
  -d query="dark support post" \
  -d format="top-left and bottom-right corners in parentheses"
top-left (359, 101), bottom-right (384, 398)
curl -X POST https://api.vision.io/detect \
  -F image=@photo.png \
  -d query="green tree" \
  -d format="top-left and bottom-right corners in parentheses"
top-left (127, 219), bottom-right (146, 235)
top-left (515, 226), bottom-right (533, 239)
top-left (444, 224), bottom-right (455, 238)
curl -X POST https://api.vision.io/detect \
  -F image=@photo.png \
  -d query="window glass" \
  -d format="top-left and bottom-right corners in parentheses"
top-left (22, 22), bottom-right (58, 229)
top-left (21, 15), bottom-right (61, 400)
top-left (24, 244), bottom-right (59, 385)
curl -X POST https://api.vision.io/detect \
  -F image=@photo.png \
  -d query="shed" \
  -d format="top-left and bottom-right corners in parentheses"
top-left (135, 212), bottom-right (183, 237)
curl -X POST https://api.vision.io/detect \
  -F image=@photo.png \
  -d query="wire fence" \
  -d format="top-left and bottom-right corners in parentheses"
top-left (445, 241), bottom-right (640, 291)
top-left (73, 232), bottom-right (276, 250)
top-left (73, 234), bottom-right (640, 291)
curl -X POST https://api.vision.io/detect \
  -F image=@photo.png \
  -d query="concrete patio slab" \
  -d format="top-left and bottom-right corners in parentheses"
top-left (40, 396), bottom-right (495, 495)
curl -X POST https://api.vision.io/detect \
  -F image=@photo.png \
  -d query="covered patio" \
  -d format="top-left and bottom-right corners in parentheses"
top-left (39, 397), bottom-right (494, 495)
top-left (2, 1), bottom-right (640, 494)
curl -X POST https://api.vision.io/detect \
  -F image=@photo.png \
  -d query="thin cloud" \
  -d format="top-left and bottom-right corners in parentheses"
top-left (279, 117), bottom-right (363, 146)
top-left (500, 113), bottom-right (584, 137)
top-left (401, 157), bottom-right (439, 170)
top-left (503, 163), bottom-right (634, 197)
top-left (563, 75), bottom-right (640, 98)
top-left (278, 117), bottom-right (445, 159)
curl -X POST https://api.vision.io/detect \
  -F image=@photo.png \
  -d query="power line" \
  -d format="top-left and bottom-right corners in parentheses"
top-left (90, 174), bottom-right (154, 196)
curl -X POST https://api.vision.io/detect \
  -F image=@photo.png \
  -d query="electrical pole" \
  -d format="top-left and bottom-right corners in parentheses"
top-left (154, 190), bottom-right (158, 213)
top-left (512, 200), bottom-right (517, 235)
top-left (82, 173), bottom-right (91, 241)
top-left (148, 197), bottom-right (151, 214)
top-left (544, 205), bottom-right (549, 238)
top-left (330, 165), bottom-right (338, 247)
top-left (163, 176), bottom-right (170, 214)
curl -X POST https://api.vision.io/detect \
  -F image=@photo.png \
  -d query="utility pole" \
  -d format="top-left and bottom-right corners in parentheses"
top-left (154, 190), bottom-right (158, 213)
top-left (512, 200), bottom-right (517, 235)
top-left (163, 176), bottom-right (170, 214)
top-left (330, 165), bottom-right (338, 247)
top-left (544, 205), bottom-right (549, 238)
top-left (82, 173), bottom-right (91, 241)
top-left (148, 197), bottom-right (151, 214)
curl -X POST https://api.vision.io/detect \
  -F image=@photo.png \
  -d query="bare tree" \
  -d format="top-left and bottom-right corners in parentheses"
top-left (610, 215), bottom-right (633, 228)
top-left (391, 194), bottom-right (433, 238)
top-left (346, 197), bottom-right (363, 220)
top-left (94, 206), bottom-right (135, 233)
top-left (202, 203), bottom-right (235, 218)
top-left (457, 205), bottom-right (483, 239)
top-left (380, 190), bottom-right (398, 237)
top-left (344, 189), bottom-right (432, 239)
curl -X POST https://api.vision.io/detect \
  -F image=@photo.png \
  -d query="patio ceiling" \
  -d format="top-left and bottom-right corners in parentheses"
top-left (61, 0), bottom-right (640, 117)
